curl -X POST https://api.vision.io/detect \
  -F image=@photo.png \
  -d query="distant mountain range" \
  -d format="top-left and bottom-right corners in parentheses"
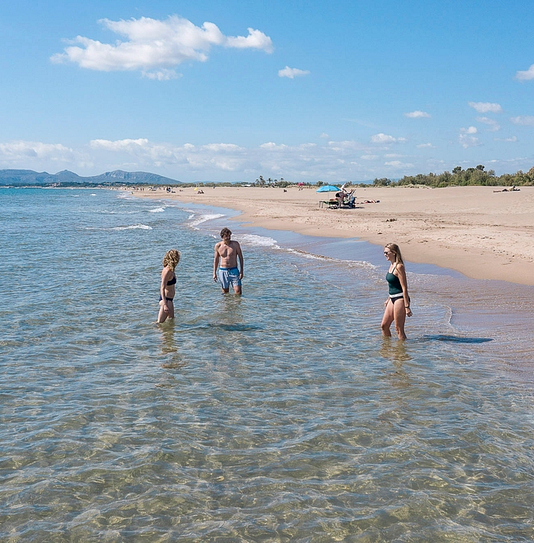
top-left (0, 169), bottom-right (182, 186)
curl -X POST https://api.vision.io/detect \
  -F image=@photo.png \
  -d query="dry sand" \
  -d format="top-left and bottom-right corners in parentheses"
top-left (132, 185), bottom-right (534, 286)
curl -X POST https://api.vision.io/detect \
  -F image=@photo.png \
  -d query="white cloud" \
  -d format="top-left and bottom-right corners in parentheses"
top-left (204, 143), bottom-right (244, 152)
top-left (510, 116), bottom-right (534, 126)
top-left (278, 66), bottom-right (310, 79)
top-left (327, 140), bottom-right (367, 152)
top-left (360, 154), bottom-right (378, 160)
top-left (468, 102), bottom-right (502, 114)
top-left (370, 133), bottom-right (406, 144)
top-left (51, 16), bottom-right (273, 77)
top-left (90, 138), bottom-right (149, 151)
top-left (515, 64), bottom-right (534, 81)
top-left (385, 160), bottom-right (413, 168)
top-left (225, 28), bottom-right (274, 51)
top-left (417, 143), bottom-right (434, 148)
top-left (404, 110), bottom-right (431, 118)
top-left (142, 69), bottom-right (181, 81)
top-left (459, 127), bottom-right (479, 148)
top-left (476, 116), bottom-right (500, 131)
top-left (0, 140), bottom-right (76, 162)
top-left (494, 136), bottom-right (518, 142)
top-left (319, 133), bottom-right (329, 139)
top-left (260, 142), bottom-right (288, 150)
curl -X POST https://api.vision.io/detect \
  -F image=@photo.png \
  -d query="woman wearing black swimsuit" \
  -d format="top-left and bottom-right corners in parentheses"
top-left (157, 249), bottom-right (180, 323)
top-left (381, 243), bottom-right (412, 340)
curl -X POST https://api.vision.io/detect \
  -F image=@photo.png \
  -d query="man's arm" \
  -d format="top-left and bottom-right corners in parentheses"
top-left (213, 244), bottom-right (220, 281)
top-left (236, 242), bottom-right (244, 279)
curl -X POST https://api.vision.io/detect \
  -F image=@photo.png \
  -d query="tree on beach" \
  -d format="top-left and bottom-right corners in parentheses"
top-left (373, 177), bottom-right (392, 186)
top-left (387, 165), bottom-right (531, 188)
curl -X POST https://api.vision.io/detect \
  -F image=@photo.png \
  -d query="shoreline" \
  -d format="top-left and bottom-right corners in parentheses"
top-left (130, 185), bottom-right (534, 286)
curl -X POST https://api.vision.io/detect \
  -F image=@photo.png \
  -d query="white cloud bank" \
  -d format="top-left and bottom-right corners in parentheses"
top-left (370, 133), bottom-right (406, 144)
top-left (278, 66), bottom-right (310, 79)
top-left (51, 16), bottom-right (273, 79)
top-left (0, 141), bottom-right (76, 162)
top-left (515, 64), bottom-right (534, 81)
top-left (1, 137), bottom-right (413, 181)
top-left (468, 102), bottom-right (502, 114)
top-left (404, 111), bottom-right (431, 118)
top-left (385, 160), bottom-right (414, 168)
top-left (3, 134), bottom-right (530, 183)
top-left (510, 116), bottom-right (534, 127)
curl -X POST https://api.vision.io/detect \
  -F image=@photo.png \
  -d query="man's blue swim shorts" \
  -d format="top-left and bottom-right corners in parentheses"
top-left (218, 267), bottom-right (241, 290)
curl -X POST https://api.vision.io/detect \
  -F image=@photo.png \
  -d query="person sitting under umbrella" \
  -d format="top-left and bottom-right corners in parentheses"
top-left (335, 183), bottom-right (351, 207)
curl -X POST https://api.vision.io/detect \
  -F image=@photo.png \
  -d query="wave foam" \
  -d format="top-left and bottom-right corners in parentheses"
top-left (187, 213), bottom-right (226, 229)
top-left (148, 207), bottom-right (165, 213)
top-left (286, 248), bottom-right (377, 268)
top-left (239, 234), bottom-right (279, 248)
top-left (113, 224), bottom-right (152, 231)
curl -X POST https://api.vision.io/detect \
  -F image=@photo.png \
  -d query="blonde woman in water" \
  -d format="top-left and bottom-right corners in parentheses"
top-left (157, 249), bottom-right (180, 323)
top-left (381, 243), bottom-right (412, 340)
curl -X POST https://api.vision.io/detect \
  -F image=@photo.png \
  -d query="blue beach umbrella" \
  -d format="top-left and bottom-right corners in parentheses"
top-left (316, 185), bottom-right (340, 192)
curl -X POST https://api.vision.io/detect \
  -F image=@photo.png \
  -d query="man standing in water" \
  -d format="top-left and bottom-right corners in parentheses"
top-left (213, 227), bottom-right (244, 295)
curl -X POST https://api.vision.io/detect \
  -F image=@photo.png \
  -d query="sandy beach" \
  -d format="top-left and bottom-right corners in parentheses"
top-left (133, 185), bottom-right (534, 286)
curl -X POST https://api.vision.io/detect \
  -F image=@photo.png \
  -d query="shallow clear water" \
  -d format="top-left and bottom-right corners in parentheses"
top-left (1, 188), bottom-right (534, 541)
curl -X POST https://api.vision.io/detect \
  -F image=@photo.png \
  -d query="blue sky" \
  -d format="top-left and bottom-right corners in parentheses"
top-left (1, 0), bottom-right (534, 182)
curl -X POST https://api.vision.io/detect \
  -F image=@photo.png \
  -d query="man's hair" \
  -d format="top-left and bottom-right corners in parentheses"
top-left (220, 227), bottom-right (232, 238)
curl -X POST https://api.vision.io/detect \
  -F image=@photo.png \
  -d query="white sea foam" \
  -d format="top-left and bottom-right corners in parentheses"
top-left (148, 207), bottom-right (165, 213)
top-left (239, 234), bottom-right (279, 248)
top-left (117, 192), bottom-right (137, 200)
top-left (187, 213), bottom-right (226, 229)
top-left (286, 248), bottom-right (377, 268)
top-left (113, 224), bottom-right (152, 231)
top-left (96, 209), bottom-right (139, 215)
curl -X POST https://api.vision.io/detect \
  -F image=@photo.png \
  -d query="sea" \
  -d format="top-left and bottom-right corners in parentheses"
top-left (1, 187), bottom-right (533, 542)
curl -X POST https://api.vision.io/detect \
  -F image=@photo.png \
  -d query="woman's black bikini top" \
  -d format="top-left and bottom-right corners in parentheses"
top-left (167, 275), bottom-right (176, 286)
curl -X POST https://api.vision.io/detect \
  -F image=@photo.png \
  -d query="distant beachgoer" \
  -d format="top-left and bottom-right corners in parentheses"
top-left (157, 249), bottom-right (181, 323)
top-left (213, 228), bottom-right (244, 294)
top-left (381, 243), bottom-right (412, 340)
top-left (335, 189), bottom-right (348, 207)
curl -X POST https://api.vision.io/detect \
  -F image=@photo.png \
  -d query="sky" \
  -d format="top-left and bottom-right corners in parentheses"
top-left (1, 0), bottom-right (534, 183)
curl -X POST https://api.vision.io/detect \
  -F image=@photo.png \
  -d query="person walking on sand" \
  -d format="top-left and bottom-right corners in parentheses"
top-left (381, 243), bottom-right (412, 340)
top-left (157, 249), bottom-right (180, 323)
top-left (213, 227), bottom-right (244, 295)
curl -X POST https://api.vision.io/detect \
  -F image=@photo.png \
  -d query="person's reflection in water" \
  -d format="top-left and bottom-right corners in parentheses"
top-left (380, 338), bottom-right (412, 389)
top-left (215, 292), bottom-right (245, 327)
top-left (159, 322), bottom-right (187, 369)
top-left (380, 337), bottom-right (412, 363)
top-left (210, 294), bottom-right (247, 365)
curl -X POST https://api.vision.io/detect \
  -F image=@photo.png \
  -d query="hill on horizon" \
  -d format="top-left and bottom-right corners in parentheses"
top-left (0, 169), bottom-right (182, 186)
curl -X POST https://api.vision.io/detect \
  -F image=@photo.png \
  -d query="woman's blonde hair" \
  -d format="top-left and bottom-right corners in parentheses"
top-left (384, 243), bottom-right (404, 265)
top-left (163, 249), bottom-right (181, 270)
